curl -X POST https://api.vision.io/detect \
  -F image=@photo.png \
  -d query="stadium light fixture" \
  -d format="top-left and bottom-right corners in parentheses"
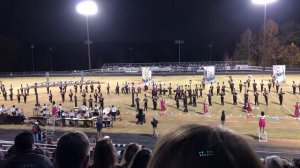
top-left (252, 0), bottom-right (277, 5)
top-left (76, 1), bottom-right (98, 15)
top-left (76, 0), bottom-right (98, 71)
top-left (31, 44), bottom-right (35, 73)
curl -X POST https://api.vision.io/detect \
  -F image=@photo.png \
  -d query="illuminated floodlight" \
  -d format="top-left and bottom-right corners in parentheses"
top-left (76, 1), bottom-right (98, 15)
top-left (252, 0), bottom-right (277, 5)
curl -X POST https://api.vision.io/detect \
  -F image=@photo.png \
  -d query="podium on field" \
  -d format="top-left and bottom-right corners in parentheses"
top-left (257, 131), bottom-right (267, 142)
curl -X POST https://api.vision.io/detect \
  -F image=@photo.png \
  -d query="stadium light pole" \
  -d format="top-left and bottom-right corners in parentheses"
top-left (252, 0), bottom-right (277, 69)
top-left (129, 48), bottom-right (133, 64)
top-left (209, 43), bottom-right (213, 63)
top-left (31, 44), bottom-right (35, 73)
top-left (175, 40), bottom-right (184, 65)
top-left (49, 47), bottom-right (53, 72)
top-left (76, 0), bottom-right (98, 71)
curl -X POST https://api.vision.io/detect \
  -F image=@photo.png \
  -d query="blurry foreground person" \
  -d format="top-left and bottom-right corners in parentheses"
top-left (129, 148), bottom-right (152, 168)
top-left (5, 131), bottom-right (53, 168)
top-left (55, 131), bottom-right (90, 168)
top-left (120, 142), bottom-right (140, 168)
top-left (147, 124), bottom-right (263, 168)
top-left (91, 138), bottom-right (117, 168)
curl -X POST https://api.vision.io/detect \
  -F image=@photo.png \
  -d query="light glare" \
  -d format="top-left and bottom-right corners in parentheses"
top-left (76, 1), bottom-right (98, 15)
top-left (252, 0), bottom-right (277, 5)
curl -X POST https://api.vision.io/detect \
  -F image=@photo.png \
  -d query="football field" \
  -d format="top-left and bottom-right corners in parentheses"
top-left (0, 74), bottom-right (300, 148)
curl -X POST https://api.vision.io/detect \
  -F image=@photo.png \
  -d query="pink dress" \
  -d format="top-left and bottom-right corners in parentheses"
top-left (259, 116), bottom-right (266, 127)
top-left (203, 102), bottom-right (208, 113)
top-left (294, 103), bottom-right (299, 117)
top-left (160, 100), bottom-right (166, 116)
top-left (52, 106), bottom-right (58, 116)
top-left (160, 100), bottom-right (166, 111)
top-left (246, 102), bottom-right (252, 113)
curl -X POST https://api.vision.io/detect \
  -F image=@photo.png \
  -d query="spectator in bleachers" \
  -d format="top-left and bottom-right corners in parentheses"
top-left (293, 158), bottom-right (300, 168)
top-left (32, 122), bottom-right (41, 143)
top-left (55, 131), bottom-right (90, 168)
top-left (147, 124), bottom-right (263, 168)
top-left (118, 150), bottom-right (125, 164)
top-left (96, 118), bottom-right (103, 140)
top-left (4, 131), bottom-right (53, 168)
top-left (120, 143), bottom-right (140, 168)
top-left (128, 148), bottom-right (152, 168)
top-left (264, 155), bottom-right (293, 168)
top-left (91, 138), bottom-right (117, 168)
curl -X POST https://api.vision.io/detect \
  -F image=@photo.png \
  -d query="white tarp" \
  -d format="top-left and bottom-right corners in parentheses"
top-left (273, 65), bottom-right (286, 83)
top-left (204, 66), bottom-right (216, 84)
top-left (142, 67), bottom-right (152, 82)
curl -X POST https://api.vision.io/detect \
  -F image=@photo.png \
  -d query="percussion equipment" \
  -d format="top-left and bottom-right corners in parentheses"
top-left (103, 107), bottom-right (111, 115)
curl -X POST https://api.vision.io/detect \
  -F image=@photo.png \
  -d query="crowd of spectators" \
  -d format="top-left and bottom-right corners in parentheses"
top-left (0, 124), bottom-right (300, 168)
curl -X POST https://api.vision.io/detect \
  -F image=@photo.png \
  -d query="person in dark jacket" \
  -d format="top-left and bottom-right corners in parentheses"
top-left (5, 131), bottom-right (53, 168)
top-left (151, 118), bottom-right (159, 138)
top-left (221, 111), bottom-right (225, 127)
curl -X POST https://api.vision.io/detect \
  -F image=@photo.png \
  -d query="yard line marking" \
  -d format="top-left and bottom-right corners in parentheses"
top-left (269, 93), bottom-right (293, 115)
top-left (237, 93), bottom-right (244, 104)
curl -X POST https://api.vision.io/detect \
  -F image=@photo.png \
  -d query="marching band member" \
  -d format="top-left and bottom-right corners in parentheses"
top-left (0, 105), bottom-right (7, 114)
top-left (254, 91), bottom-right (259, 107)
top-left (294, 102), bottom-right (300, 118)
top-left (203, 99), bottom-right (208, 114)
top-left (58, 104), bottom-right (63, 117)
top-left (278, 88), bottom-right (285, 105)
top-left (42, 103), bottom-right (48, 111)
top-left (292, 81), bottom-right (297, 94)
top-left (15, 108), bottom-right (21, 116)
top-left (68, 110), bottom-right (76, 126)
top-left (111, 105), bottom-right (117, 121)
top-left (263, 88), bottom-right (269, 106)
top-left (10, 105), bottom-right (16, 115)
top-left (42, 103), bottom-right (49, 118)
top-left (246, 100), bottom-right (253, 118)
top-left (260, 80), bottom-right (264, 92)
top-left (81, 104), bottom-right (87, 114)
top-left (61, 110), bottom-right (67, 126)
top-left (69, 89), bottom-right (73, 102)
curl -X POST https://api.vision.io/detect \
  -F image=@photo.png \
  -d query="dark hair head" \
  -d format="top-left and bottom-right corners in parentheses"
top-left (14, 131), bottom-right (33, 152)
top-left (264, 155), bottom-right (284, 168)
top-left (92, 139), bottom-right (116, 168)
top-left (56, 131), bottom-right (90, 168)
top-left (222, 111), bottom-right (225, 115)
top-left (147, 124), bottom-right (263, 168)
top-left (129, 148), bottom-right (152, 168)
top-left (261, 111), bottom-right (265, 116)
top-left (121, 142), bottom-right (140, 166)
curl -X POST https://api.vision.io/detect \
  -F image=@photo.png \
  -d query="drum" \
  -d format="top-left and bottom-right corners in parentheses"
top-left (103, 107), bottom-right (111, 115)
top-left (116, 110), bottom-right (120, 116)
top-left (93, 111), bottom-right (99, 116)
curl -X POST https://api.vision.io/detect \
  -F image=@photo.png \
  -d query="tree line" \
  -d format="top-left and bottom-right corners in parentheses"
top-left (231, 20), bottom-right (300, 66)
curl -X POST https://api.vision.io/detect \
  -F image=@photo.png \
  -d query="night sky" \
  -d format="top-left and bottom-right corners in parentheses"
top-left (0, 0), bottom-right (299, 72)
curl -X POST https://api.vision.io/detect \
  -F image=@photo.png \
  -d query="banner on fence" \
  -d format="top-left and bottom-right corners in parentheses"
top-left (142, 67), bottom-right (152, 82)
top-left (204, 66), bottom-right (216, 84)
top-left (273, 65), bottom-right (286, 83)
